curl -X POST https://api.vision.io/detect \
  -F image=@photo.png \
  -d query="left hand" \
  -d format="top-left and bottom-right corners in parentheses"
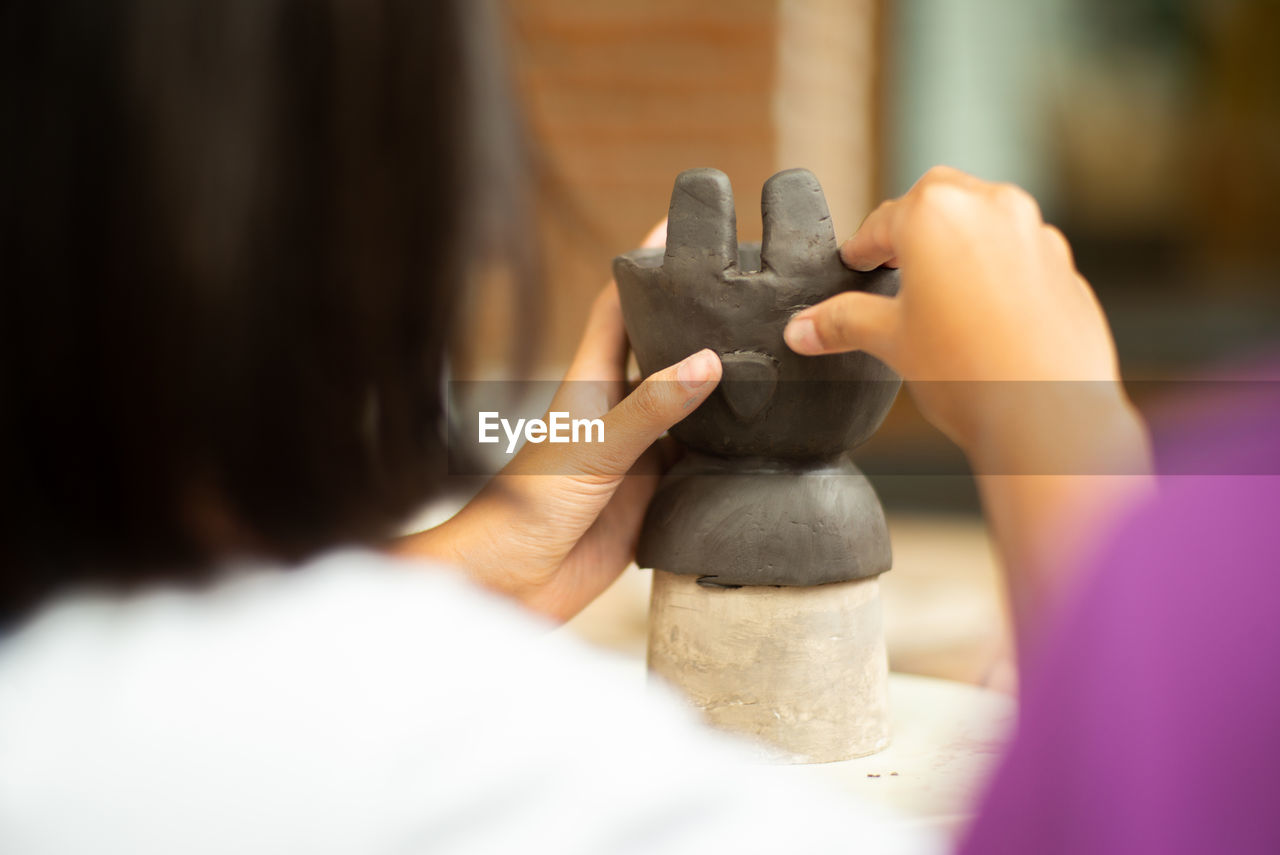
top-left (395, 225), bottom-right (723, 621)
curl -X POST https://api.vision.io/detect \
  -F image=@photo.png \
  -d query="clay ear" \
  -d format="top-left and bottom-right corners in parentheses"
top-left (718, 352), bottom-right (778, 422)
top-left (664, 168), bottom-right (739, 277)
top-left (760, 168), bottom-right (839, 277)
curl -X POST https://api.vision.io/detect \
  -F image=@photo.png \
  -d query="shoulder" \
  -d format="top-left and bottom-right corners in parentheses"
top-left (0, 549), bottom-right (618, 763)
top-left (961, 395), bottom-right (1280, 854)
top-left (0, 550), bottom-right (541, 704)
top-left (0, 552), bottom-right (584, 850)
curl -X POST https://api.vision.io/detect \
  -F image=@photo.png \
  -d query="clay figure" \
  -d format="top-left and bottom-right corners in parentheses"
top-left (613, 168), bottom-right (900, 587)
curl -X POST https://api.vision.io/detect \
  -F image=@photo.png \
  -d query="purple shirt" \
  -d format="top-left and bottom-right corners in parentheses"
top-left (961, 396), bottom-right (1280, 853)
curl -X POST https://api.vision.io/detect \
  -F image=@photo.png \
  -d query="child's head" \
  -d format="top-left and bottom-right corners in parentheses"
top-left (0, 0), bottom-right (516, 617)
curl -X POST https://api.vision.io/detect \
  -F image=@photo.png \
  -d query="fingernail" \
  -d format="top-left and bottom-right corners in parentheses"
top-left (784, 317), bottom-right (821, 354)
top-left (677, 349), bottom-right (718, 391)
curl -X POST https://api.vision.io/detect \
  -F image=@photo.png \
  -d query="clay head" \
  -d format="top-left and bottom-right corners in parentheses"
top-left (614, 168), bottom-right (901, 459)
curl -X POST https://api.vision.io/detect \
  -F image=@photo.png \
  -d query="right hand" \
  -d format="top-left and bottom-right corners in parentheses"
top-left (782, 166), bottom-right (1137, 466)
top-left (784, 167), bottom-right (1154, 643)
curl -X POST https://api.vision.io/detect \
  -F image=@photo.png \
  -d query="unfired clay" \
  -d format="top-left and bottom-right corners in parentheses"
top-left (613, 168), bottom-right (900, 587)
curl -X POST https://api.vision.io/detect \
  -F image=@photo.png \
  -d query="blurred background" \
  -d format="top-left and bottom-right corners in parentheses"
top-left (459, 0), bottom-right (1279, 685)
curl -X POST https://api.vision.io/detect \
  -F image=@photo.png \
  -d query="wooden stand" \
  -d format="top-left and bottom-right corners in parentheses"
top-left (647, 570), bottom-right (890, 764)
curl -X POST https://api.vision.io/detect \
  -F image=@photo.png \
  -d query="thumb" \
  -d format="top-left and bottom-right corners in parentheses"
top-left (578, 349), bottom-right (721, 480)
top-left (784, 291), bottom-right (899, 362)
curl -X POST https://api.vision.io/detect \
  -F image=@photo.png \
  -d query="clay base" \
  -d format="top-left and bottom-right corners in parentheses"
top-left (637, 453), bottom-right (891, 587)
top-left (647, 570), bottom-right (890, 764)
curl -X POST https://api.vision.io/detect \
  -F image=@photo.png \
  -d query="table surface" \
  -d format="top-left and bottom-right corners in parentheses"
top-left (779, 672), bottom-right (1014, 837)
top-left (553, 622), bottom-right (1016, 841)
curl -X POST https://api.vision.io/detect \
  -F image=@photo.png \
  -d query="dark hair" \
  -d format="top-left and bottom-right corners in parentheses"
top-left (0, 0), bottom-right (514, 617)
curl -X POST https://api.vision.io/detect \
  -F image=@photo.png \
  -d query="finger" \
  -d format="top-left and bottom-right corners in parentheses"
top-left (552, 449), bottom-right (666, 612)
top-left (1041, 224), bottom-right (1075, 267)
top-left (574, 448), bottom-right (666, 569)
top-left (563, 219), bottom-right (670, 386)
top-left (576, 349), bottom-right (721, 481)
top-left (783, 291), bottom-right (899, 361)
top-left (641, 218), bottom-right (667, 249)
top-left (551, 285), bottom-right (629, 421)
top-left (911, 163), bottom-right (986, 191)
top-left (839, 197), bottom-right (908, 271)
top-left (592, 444), bottom-right (666, 548)
top-left (564, 283), bottom-right (628, 384)
top-left (841, 165), bottom-right (985, 271)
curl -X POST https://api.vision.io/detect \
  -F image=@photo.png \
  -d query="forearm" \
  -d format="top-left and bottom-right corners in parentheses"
top-left (970, 388), bottom-right (1156, 651)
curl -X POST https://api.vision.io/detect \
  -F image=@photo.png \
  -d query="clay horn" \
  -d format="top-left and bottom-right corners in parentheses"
top-left (664, 168), bottom-right (739, 277)
top-left (760, 168), bottom-right (839, 277)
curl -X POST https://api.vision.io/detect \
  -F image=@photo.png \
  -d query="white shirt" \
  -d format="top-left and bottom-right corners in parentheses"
top-left (0, 551), bottom-right (939, 854)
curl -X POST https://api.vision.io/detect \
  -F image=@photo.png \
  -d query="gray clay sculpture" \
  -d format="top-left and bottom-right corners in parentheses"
top-left (613, 168), bottom-right (900, 587)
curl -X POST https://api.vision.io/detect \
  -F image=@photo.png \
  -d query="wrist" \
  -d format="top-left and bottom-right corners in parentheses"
top-left (966, 382), bottom-right (1151, 477)
top-left (390, 513), bottom-right (466, 570)
top-left (393, 491), bottom-right (563, 610)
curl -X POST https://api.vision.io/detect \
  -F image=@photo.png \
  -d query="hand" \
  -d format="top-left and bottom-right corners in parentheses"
top-left (782, 167), bottom-right (1154, 648)
top-left (782, 165), bottom-right (1135, 466)
top-left (396, 224), bottom-right (723, 622)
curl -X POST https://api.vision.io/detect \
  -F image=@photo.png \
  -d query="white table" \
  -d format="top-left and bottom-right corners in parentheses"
top-left (779, 672), bottom-right (1014, 837)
